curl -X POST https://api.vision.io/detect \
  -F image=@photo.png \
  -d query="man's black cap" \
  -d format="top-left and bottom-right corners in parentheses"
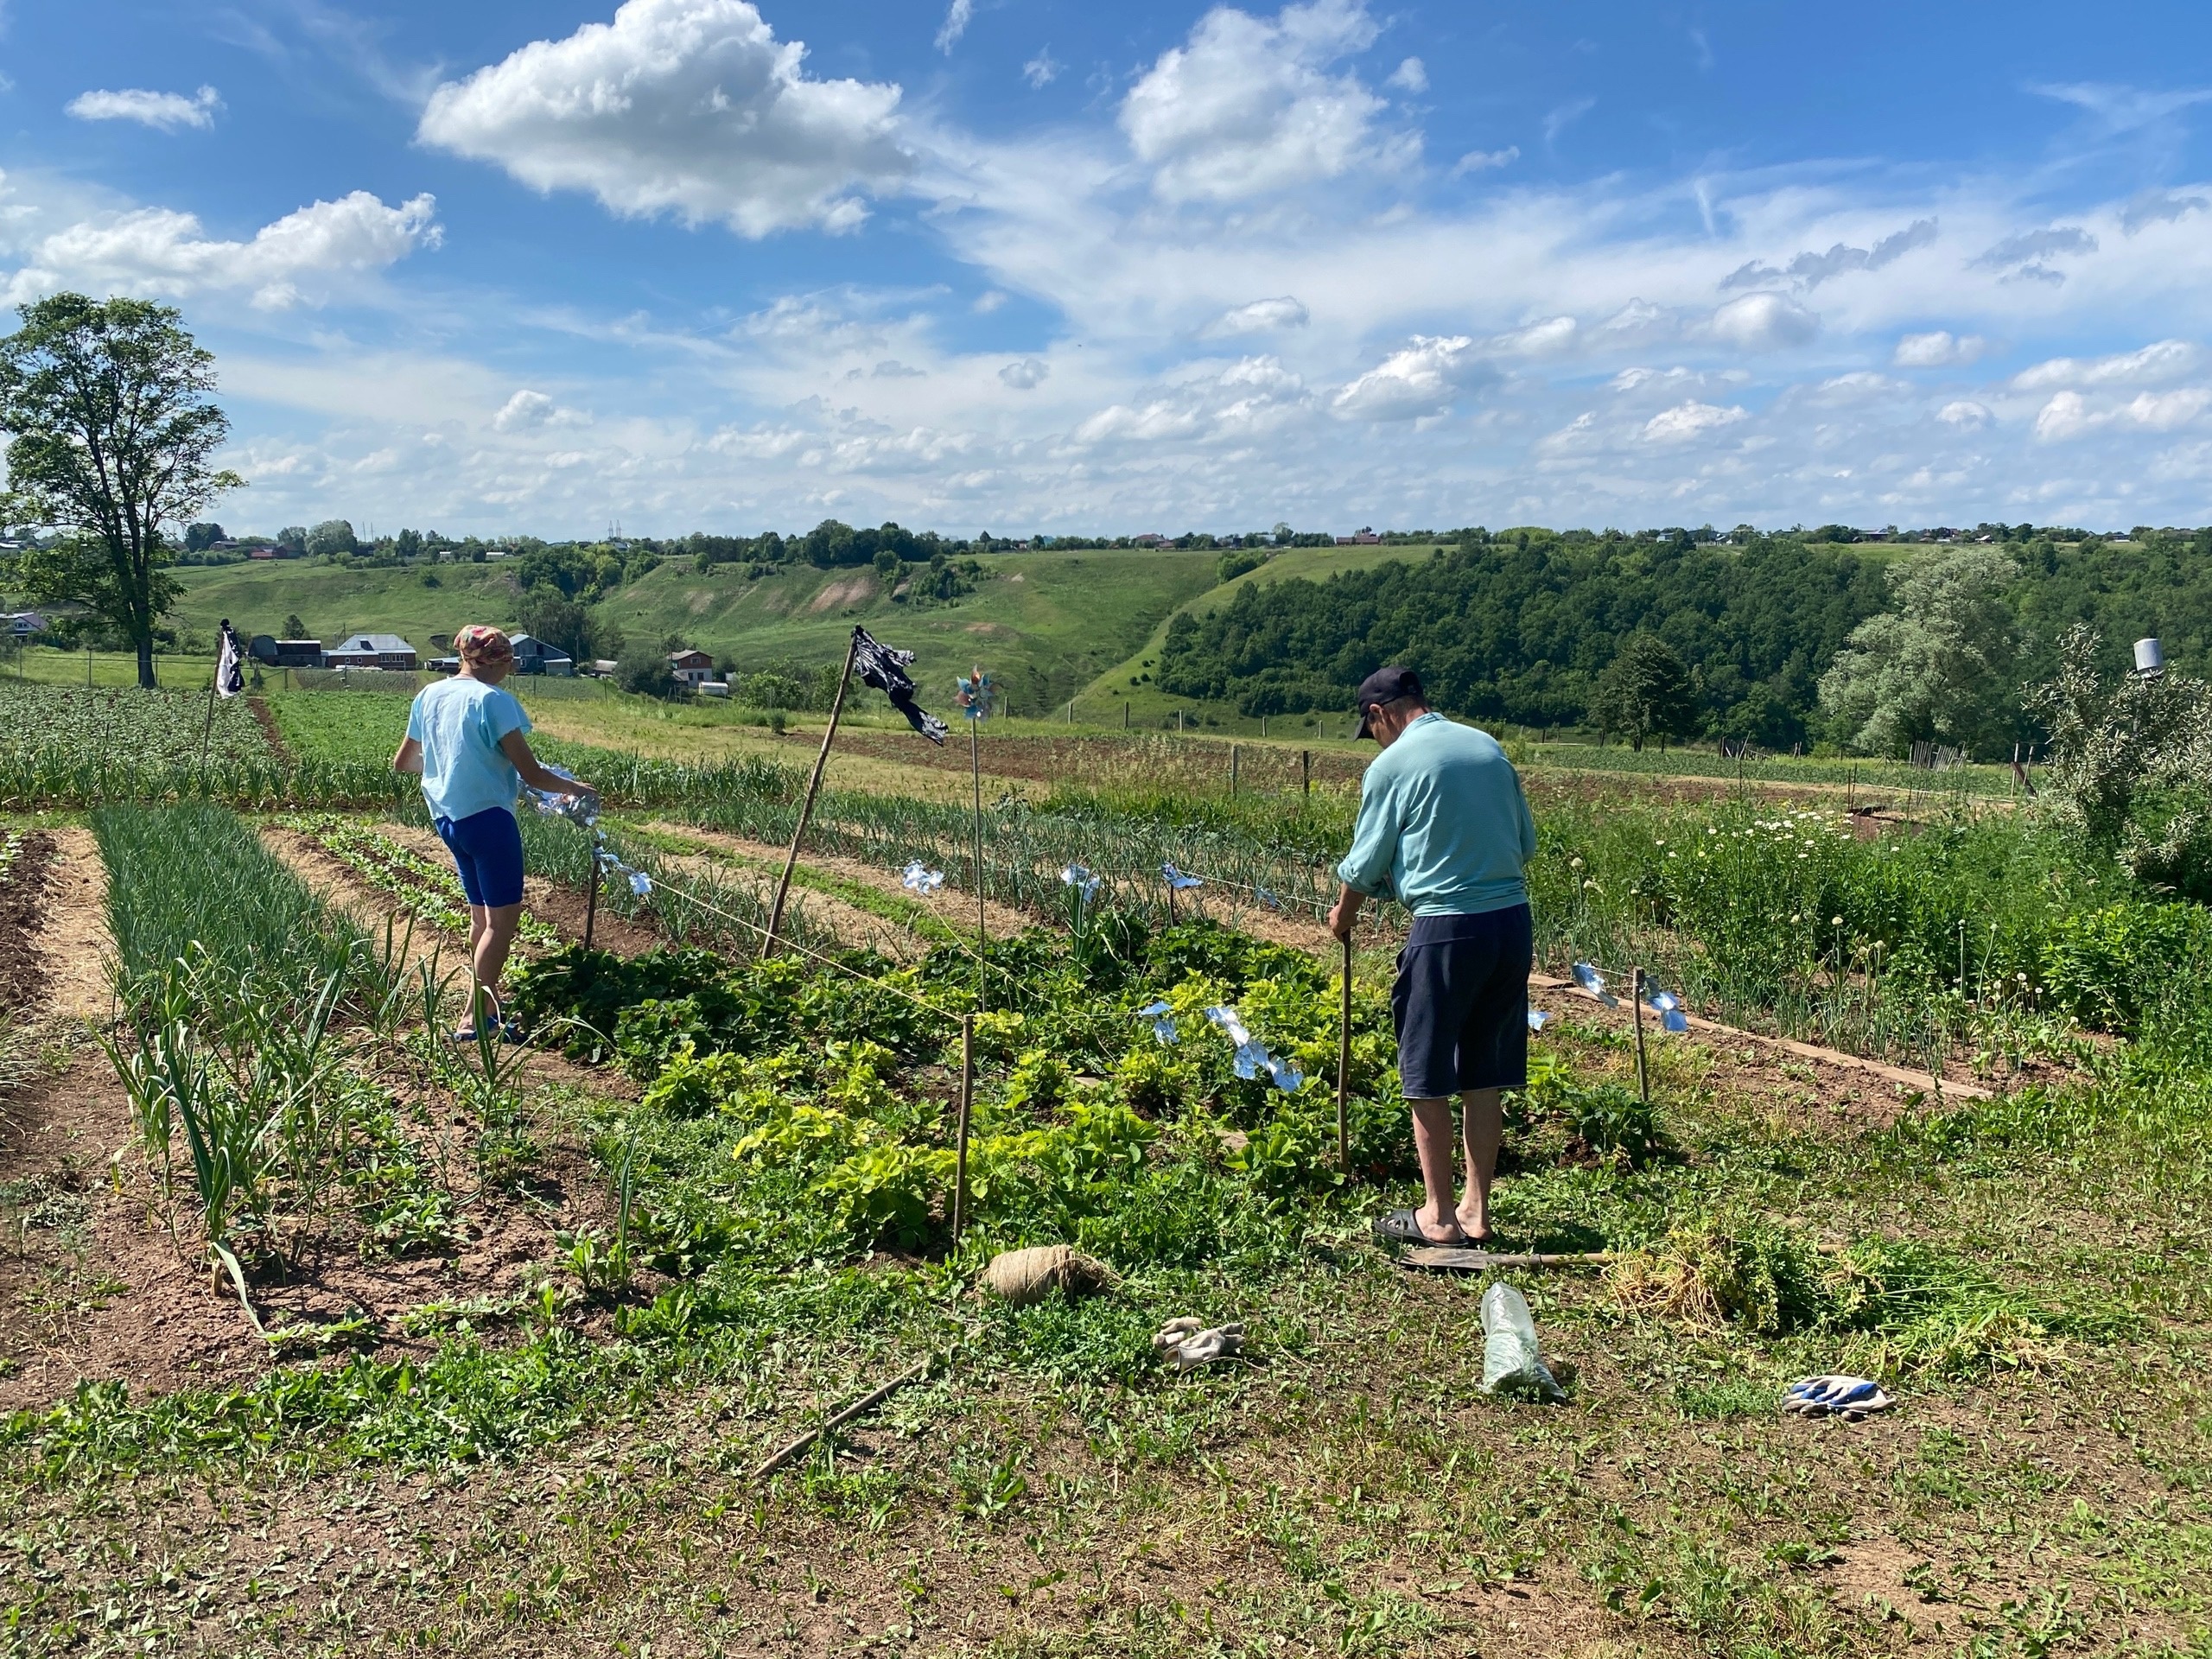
top-left (1353, 666), bottom-right (1425, 739)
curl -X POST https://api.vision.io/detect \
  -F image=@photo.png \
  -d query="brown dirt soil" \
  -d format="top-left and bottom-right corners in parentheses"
top-left (246, 695), bottom-right (291, 761)
top-left (0, 1040), bottom-right (633, 1412)
top-left (0, 827), bottom-right (638, 1411)
top-left (0, 829), bottom-right (57, 1015)
top-left (35, 824), bottom-right (113, 1024)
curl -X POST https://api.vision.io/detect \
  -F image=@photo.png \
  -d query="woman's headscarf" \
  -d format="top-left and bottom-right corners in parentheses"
top-left (455, 625), bottom-right (512, 664)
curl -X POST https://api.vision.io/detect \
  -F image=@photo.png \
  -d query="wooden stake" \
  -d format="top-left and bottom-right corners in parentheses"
top-left (1335, 931), bottom-right (1353, 1173)
top-left (1630, 966), bottom-right (1650, 1105)
top-left (951, 1014), bottom-right (974, 1244)
top-left (765, 632), bottom-right (858, 954)
top-left (1230, 743), bottom-right (1240, 795)
top-left (969, 719), bottom-right (986, 1011)
top-left (1301, 749), bottom-right (1311, 797)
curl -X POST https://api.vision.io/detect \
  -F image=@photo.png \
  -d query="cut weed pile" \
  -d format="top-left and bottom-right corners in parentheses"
top-left (2, 768), bottom-right (2210, 1656)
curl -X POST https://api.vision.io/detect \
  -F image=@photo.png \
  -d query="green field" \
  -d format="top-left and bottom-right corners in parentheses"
top-left (169, 548), bottom-right (1230, 715)
top-left (1081, 542), bottom-right (1440, 728)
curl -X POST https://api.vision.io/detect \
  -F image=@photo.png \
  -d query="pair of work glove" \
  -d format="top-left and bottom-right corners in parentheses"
top-left (1153, 1317), bottom-right (1244, 1372)
top-left (1783, 1374), bottom-right (1892, 1419)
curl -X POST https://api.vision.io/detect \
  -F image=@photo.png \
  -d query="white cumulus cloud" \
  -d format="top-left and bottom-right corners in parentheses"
top-left (1938, 400), bottom-right (1993, 428)
top-left (417, 0), bottom-right (912, 238)
top-left (493, 389), bottom-right (589, 430)
top-left (1120, 0), bottom-right (1407, 203)
top-left (3, 191), bottom-right (439, 308)
top-left (1387, 57), bottom-right (1427, 93)
top-left (997, 357), bottom-right (1047, 389)
top-left (1330, 335), bottom-right (1478, 421)
top-left (1893, 330), bottom-right (1986, 368)
top-left (1642, 401), bottom-right (1746, 442)
top-left (1202, 296), bottom-right (1310, 337)
top-left (1077, 356), bottom-right (1309, 444)
top-left (1705, 292), bottom-right (1818, 352)
top-left (2013, 339), bottom-right (2198, 390)
top-left (67, 86), bottom-right (222, 131)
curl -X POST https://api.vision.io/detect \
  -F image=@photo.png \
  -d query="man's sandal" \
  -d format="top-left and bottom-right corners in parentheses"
top-left (1372, 1208), bottom-right (1471, 1248)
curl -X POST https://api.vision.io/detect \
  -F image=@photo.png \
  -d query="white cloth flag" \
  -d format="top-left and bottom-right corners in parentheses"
top-left (214, 620), bottom-right (245, 699)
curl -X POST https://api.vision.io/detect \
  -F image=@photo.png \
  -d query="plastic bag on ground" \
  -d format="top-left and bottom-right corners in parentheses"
top-left (1480, 1282), bottom-right (1567, 1402)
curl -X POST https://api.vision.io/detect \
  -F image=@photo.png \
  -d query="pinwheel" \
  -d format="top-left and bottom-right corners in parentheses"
top-left (1137, 999), bottom-right (1179, 1046)
top-left (1571, 961), bottom-right (1620, 1008)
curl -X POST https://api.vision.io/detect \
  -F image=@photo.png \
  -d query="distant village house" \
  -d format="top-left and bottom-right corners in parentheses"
top-left (510, 634), bottom-right (575, 677)
top-left (669, 648), bottom-right (715, 688)
top-left (325, 632), bottom-right (419, 671)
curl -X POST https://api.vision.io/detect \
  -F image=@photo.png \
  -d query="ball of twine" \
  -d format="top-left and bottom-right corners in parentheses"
top-left (978, 1244), bottom-right (1118, 1306)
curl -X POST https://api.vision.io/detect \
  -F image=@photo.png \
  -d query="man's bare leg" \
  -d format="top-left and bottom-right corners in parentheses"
top-left (1408, 1097), bottom-right (1471, 1243)
top-left (1456, 1087), bottom-right (1503, 1242)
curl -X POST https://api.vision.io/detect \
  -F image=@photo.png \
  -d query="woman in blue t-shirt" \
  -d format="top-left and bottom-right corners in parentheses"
top-left (392, 625), bottom-right (594, 1039)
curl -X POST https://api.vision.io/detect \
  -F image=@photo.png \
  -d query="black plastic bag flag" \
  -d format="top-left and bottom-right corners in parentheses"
top-left (215, 619), bottom-right (245, 699)
top-left (850, 626), bottom-right (948, 745)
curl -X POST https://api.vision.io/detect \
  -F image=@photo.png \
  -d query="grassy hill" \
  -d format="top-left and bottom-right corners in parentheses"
top-left (174, 549), bottom-right (1224, 714)
top-left (1079, 543), bottom-right (1438, 732)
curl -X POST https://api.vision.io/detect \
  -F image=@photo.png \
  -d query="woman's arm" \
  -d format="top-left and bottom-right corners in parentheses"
top-left (392, 736), bottom-right (423, 775)
top-left (498, 729), bottom-right (592, 797)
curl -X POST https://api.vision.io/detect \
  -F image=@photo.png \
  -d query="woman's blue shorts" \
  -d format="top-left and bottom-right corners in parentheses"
top-left (432, 807), bottom-right (526, 908)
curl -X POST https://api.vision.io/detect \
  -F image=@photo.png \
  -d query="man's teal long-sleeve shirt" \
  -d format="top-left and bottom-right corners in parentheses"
top-left (1335, 713), bottom-right (1536, 915)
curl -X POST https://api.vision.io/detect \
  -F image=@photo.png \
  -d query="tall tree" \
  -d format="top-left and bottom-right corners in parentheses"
top-left (1590, 633), bottom-right (1698, 751)
top-left (0, 294), bottom-right (241, 687)
top-left (1818, 547), bottom-right (2021, 758)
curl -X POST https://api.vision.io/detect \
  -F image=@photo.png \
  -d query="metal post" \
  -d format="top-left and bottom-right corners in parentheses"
top-left (766, 631), bottom-right (858, 953)
top-left (1301, 749), bottom-right (1311, 797)
top-left (1122, 702), bottom-right (1129, 729)
top-left (1335, 933), bottom-right (1354, 1173)
top-left (951, 1014), bottom-right (974, 1244)
top-left (1631, 967), bottom-right (1650, 1106)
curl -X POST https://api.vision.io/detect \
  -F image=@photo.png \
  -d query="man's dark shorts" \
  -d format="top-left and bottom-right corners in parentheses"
top-left (1390, 905), bottom-right (1532, 1099)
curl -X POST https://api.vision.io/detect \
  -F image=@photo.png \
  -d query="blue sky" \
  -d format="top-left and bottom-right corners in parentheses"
top-left (6, 0), bottom-right (2212, 537)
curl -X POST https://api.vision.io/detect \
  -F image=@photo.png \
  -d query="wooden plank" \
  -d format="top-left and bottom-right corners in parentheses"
top-left (1529, 973), bottom-right (1993, 1101)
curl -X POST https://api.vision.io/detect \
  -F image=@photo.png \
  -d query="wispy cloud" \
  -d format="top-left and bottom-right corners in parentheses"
top-left (66, 85), bottom-right (221, 131)
top-left (1022, 48), bottom-right (1059, 89)
top-left (2030, 81), bottom-right (2212, 133)
top-left (1543, 96), bottom-right (1595, 149)
top-left (935, 0), bottom-right (973, 54)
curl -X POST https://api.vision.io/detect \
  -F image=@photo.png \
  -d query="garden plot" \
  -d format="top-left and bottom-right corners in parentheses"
top-left (0, 805), bottom-right (637, 1412)
top-left (3, 766), bottom-right (2209, 1656)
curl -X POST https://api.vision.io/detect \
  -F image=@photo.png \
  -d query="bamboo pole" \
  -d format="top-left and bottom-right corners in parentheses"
top-left (951, 1014), bottom-right (974, 1244)
top-left (765, 632), bottom-right (859, 954)
top-left (751, 1357), bottom-right (933, 1483)
top-left (1336, 931), bottom-right (1353, 1173)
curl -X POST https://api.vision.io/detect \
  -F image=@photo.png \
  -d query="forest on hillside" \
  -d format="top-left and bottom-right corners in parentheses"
top-left (1154, 526), bottom-right (2212, 753)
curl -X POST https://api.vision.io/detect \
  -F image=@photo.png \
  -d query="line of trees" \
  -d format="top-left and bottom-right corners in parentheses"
top-left (1154, 525), bottom-right (2212, 759)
